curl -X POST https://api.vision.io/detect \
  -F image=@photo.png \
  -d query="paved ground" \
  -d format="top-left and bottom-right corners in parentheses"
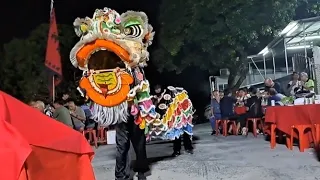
top-left (92, 123), bottom-right (320, 180)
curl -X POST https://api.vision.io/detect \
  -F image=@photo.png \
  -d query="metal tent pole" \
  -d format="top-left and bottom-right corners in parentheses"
top-left (292, 57), bottom-right (295, 72)
top-left (303, 22), bottom-right (307, 61)
top-left (250, 58), bottom-right (264, 79)
top-left (263, 55), bottom-right (267, 78)
top-left (284, 39), bottom-right (289, 74)
top-left (303, 22), bottom-right (307, 74)
top-left (248, 62), bottom-right (252, 83)
top-left (209, 76), bottom-right (214, 97)
top-left (272, 50), bottom-right (276, 79)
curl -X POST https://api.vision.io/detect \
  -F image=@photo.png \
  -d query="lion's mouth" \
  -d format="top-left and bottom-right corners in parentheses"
top-left (71, 39), bottom-right (131, 70)
top-left (87, 50), bottom-right (126, 71)
top-left (87, 50), bottom-right (126, 89)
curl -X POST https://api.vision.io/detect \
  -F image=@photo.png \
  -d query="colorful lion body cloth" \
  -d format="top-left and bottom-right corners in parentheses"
top-left (149, 86), bottom-right (194, 140)
top-left (70, 7), bottom-right (156, 127)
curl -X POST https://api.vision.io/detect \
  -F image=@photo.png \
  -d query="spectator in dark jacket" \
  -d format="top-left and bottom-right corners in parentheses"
top-left (220, 89), bottom-right (245, 135)
top-left (245, 87), bottom-right (263, 118)
top-left (242, 87), bottom-right (264, 134)
top-left (268, 88), bottom-right (282, 106)
top-left (80, 101), bottom-right (96, 129)
top-left (220, 89), bottom-right (237, 119)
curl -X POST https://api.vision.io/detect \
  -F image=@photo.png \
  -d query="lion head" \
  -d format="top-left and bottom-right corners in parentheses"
top-left (70, 7), bottom-right (155, 107)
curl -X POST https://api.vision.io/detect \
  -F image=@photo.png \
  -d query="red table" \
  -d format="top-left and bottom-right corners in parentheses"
top-left (265, 104), bottom-right (320, 146)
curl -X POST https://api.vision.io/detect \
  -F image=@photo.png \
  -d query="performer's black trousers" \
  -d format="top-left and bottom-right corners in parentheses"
top-left (173, 132), bottom-right (193, 152)
top-left (115, 117), bottom-right (149, 180)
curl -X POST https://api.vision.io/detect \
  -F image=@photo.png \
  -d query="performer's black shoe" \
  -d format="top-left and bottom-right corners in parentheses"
top-left (185, 149), bottom-right (194, 154)
top-left (172, 151), bottom-right (181, 157)
top-left (137, 172), bottom-right (147, 180)
top-left (211, 130), bottom-right (216, 135)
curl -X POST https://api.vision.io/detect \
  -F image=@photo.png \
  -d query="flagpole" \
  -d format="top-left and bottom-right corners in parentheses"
top-left (50, 0), bottom-right (54, 15)
top-left (52, 76), bottom-right (55, 103)
top-left (51, 0), bottom-right (55, 103)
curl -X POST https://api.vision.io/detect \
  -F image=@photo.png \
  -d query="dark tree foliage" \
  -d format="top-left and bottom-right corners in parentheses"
top-left (0, 24), bottom-right (78, 101)
top-left (152, 0), bottom-right (319, 91)
top-left (1, 1), bottom-right (320, 100)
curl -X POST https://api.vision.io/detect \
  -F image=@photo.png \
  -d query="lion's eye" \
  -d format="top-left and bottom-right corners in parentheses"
top-left (124, 24), bottom-right (143, 38)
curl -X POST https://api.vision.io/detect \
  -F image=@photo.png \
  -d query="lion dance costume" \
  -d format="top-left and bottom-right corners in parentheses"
top-left (69, 7), bottom-right (194, 179)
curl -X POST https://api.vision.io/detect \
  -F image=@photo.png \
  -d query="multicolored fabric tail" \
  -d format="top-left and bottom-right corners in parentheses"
top-left (147, 86), bottom-right (194, 140)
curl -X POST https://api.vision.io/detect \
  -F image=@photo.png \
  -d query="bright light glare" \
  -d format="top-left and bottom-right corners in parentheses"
top-left (262, 51), bottom-right (269, 56)
top-left (281, 21), bottom-right (298, 35)
top-left (304, 35), bottom-right (320, 40)
top-left (286, 25), bottom-right (299, 36)
top-left (247, 55), bottom-right (258, 58)
top-left (286, 45), bottom-right (311, 50)
top-left (258, 47), bottom-right (269, 55)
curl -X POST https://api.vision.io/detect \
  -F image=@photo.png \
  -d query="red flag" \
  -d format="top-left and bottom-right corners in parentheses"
top-left (45, 8), bottom-right (62, 97)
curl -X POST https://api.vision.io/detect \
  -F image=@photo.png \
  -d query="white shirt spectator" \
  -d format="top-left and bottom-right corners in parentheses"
top-left (288, 80), bottom-right (301, 96)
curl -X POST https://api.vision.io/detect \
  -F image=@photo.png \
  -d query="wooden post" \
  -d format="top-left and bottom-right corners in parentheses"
top-left (52, 76), bottom-right (55, 103)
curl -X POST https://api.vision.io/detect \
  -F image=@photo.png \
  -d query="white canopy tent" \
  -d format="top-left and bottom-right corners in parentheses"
top-left (247, 16), bottom-right (320, 86)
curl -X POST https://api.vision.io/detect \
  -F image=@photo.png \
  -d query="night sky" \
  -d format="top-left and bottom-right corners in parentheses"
top-left (1, 0), bottom-right (159, 44)
top-left (1, 0), bottom-right (210, 115)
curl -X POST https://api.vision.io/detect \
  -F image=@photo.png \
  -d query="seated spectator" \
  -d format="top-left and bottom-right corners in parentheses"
top-left (210, 90), bottom-right (221, 135)
top-left (61, 92), bottom-right (71, 107)
top-left (256, 89), bottom-right (262, 97)
top-left (28, 101), bottom-right (36, 107)
top-left (44, 104), bottom-right (54, 117)
top-left (264, 78), bottom-right (283, 94)
top-left (245, 87), bottom-right (263, 118)
top-left (31, 100), bottom-right (52, 117)
top-left (80, 100), bottom-right (96, 129)
top-left (219, 91), bottom-right (224, 99)
top-left (34, 100), bottom-right (45, 113)
top-left (67, 100), bottom-right (86, 131)
top-left (276, 93), bottom-right (286, 100)
top-left (300, 72), bottom-right (315, 92)
top-left (220, 89), bottom-right (245, 135)
top-left (287, 72), bottom-right (301, 96)
top-left (52, 99), bottom-right (74, 128)
top-left (243, 87), bottom-right (264, 134)
top-left (236, 88), bottom-right (247, 106)
top-left (267, 88), bottom-right (282, 106)
top-left (220, 89), bottom-right (236, 119)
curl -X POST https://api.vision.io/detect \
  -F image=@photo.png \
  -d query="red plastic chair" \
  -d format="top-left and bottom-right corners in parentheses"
top-left (215, 120), bottom-right (237, 136)
top-left (215, 120), bottom-right (223, 135)
top-left (288, 125), bottom-right (315, 152)
top-left (246, 118), bottom-right (262, 137)
top-left (97, 127), bottom-right (107, 144)
top-left (81, 128), bottom-right (98, 148)
top-left (222, 120), bottom-right (237, 136)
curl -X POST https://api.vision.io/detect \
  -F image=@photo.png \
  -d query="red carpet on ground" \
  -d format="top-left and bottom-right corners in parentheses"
top-left (0, 91), bottom-right (96, 180)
